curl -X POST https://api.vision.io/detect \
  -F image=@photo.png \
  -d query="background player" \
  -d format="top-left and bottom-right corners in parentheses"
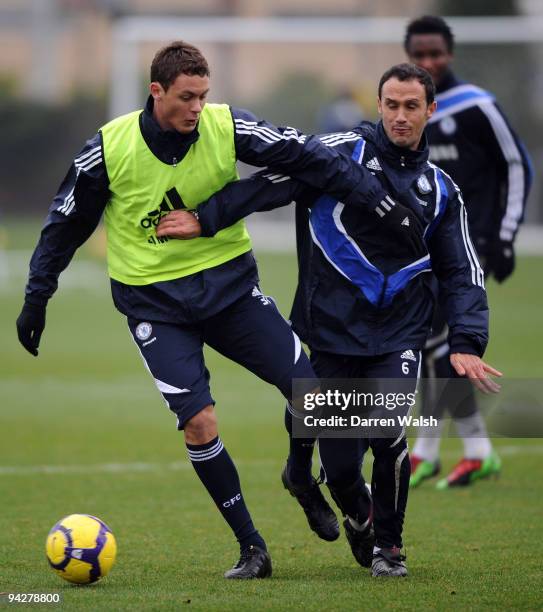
top-left (404, 16), bottom-right (533, 489)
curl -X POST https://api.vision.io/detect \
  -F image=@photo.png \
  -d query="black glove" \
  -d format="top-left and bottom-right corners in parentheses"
top-left (489, 240), bottom-right (515, 283)
top-left (16, 302), bottom-right (46, 356)
top-left (374, 195), bottom-right (426, 258)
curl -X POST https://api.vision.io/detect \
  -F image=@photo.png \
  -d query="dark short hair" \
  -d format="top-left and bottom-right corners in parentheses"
top-left (378, 63), bottom-right (435, 105)
top-left (404, 15), bottom-right (455, 53)
top-left (150, 41), bottom-right (210, 91)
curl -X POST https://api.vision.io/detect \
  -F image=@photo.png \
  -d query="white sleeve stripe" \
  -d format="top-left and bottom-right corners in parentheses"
top-left (479, 104), bottom-right (520, 161)
top-left (64, 197), bottom-right (76, 217)
top-left (478, 103), bottom-right (525, 240)
top-left (235, 125), bottom-right (305, 145)
top-left (236, 124), bottom-right (280, 142)
top-left (235, 128), bottom-right (277, 145)
top-left (234, 120), bottom-right (304, 143)
top-left (282, 127), bottom-right (303, 138)
top-left (460, 204), bottom-right (477, 286)
top-left (58, 194), bottom-right (74, 215)
top-left (325, 136), bottom-right (362, 147)
top-left (384, 195), bottom-right (396, 208)
top-left (75, 150), bottom-right (102, 170)
top-left (234, 118), bottom-right (259, 128)
top-left (320, 131), bottom-right (358, 143)
top-left (74, 145), bottom-right (101, 164)
top-left (57, 149), bottom-right (103, 217)
top-left (466, 208), bottom-right (485, 288)
top-left (262, 172), bottom-right (292, 184)
top-left (319, 133), bottom-right (361, 146)
top-left (460, 204), bottom-right (484, 288)
top-left (430, 162), bottom-right (484, 288)
top-left (465, 206), bottom-right (484, 287)
top-left (58, 190), bottom-right (73, 212)
top-left (77, 155), bottom-right (103, 173)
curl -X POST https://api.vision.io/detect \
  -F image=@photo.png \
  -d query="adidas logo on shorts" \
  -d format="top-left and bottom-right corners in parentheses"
top-left (400, 349), bottom-right (417, 362)
top-left (252, 286), bottom-right (271, 306)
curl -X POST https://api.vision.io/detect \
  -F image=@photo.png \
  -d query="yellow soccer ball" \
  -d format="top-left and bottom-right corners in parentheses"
top-left (45, 514), bottom-right (117, 584)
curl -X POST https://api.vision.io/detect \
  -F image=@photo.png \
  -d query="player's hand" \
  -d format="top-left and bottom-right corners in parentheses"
top-left (156, 210), bottom-right (202, 239)
top-left (374, 195), bottom-right (426, 258)
top-left (489, 240), bottom-right (515, 283)
top-left (450, 353), bottom-right (502, 394)
top-left (16, 302), bottom-right (46, 356)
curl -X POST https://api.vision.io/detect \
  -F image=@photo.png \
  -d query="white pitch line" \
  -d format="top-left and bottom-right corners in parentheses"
top-left (0, 458), bottom-right (277, 476)
top-left (0, 461), bottom-right (191, 476)
top-left (0, 445), bottom-right (542, 476)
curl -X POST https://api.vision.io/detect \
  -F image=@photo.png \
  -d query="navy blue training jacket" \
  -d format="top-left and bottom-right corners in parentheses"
top-left (196, 121), bottom-right (489, 357)
top-left (24, 97), bottom-right (388, 324)
top-left (427, 71), bottom-right (532, 253)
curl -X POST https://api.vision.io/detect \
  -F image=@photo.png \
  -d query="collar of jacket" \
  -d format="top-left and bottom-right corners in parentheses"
top-left (435, 70), bottom-right (461, 94)
top-left (139, 95), bottom-right (200, 165)
top-left (372, 120), bottom-right (429, 170)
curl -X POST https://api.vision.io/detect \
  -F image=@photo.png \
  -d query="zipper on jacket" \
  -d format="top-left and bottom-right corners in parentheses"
top-left (377, 274), bottom-right (388, 309)
top-left (172, 157), bottom-right (177, 167)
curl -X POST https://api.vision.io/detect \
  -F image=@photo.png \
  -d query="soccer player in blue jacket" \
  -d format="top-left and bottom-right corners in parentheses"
top-left (154, 64), bottom-right (501, 577)
top-left (405, 16), bottom-right (533, 489)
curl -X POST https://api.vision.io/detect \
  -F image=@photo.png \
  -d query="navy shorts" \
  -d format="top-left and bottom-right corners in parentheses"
top-left (128, 286), bottom-right (315, 429)
top-left (313, 349), bottom-right (422, 472)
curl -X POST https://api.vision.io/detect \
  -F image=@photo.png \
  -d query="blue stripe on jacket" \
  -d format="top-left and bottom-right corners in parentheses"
top-left (309, 139), bottom-right (433, 308)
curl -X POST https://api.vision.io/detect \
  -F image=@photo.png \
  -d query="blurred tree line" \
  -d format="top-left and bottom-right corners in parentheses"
top-left (1, 0), bottom-right (539, 220)
top-left (0, 94), bottom-right (106, 215)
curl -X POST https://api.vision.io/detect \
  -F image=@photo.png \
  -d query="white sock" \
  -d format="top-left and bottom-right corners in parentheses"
top-left (454, 413), bottom-right (492, 459)
top-left (412, 420), bottom-right (444, 462)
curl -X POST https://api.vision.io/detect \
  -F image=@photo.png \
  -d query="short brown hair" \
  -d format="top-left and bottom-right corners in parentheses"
top-left (150, 41), bottom-right (210, 91)
top-left (378, 63), bottom-right (435, 105)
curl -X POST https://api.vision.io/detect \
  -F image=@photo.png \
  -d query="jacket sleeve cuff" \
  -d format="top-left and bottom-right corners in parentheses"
top-left (195, 203), bottom-right (217, 238)
top-left (448, 335), bottom-right (483, 357)
top-left (24, 294), bottom-right (48, 308)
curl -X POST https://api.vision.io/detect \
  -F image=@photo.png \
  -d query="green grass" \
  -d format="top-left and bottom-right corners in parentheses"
top-left (1, 220), bottom-right (543, 610)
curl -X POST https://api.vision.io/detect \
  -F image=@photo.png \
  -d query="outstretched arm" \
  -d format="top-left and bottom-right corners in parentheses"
top-left (156, 170), bottom-right (305, 240)
top-left (427, 179), bottom-right (501, 393)
top-left (231, 108), bottom-right (387, 210)
top-left (16, 133), bottom-right (109, 356)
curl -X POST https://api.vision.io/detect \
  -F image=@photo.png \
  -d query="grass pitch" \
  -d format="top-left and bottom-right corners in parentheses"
top-left (1, 220), bottom-right (542, 610)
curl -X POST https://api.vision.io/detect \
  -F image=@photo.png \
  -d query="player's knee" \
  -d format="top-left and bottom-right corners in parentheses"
top-left (325, 466), bottom-right (361, 490)
top-left (320, 453), bottom-right (361, 488)
top-left (184, 405), bottom-right (218, 445)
